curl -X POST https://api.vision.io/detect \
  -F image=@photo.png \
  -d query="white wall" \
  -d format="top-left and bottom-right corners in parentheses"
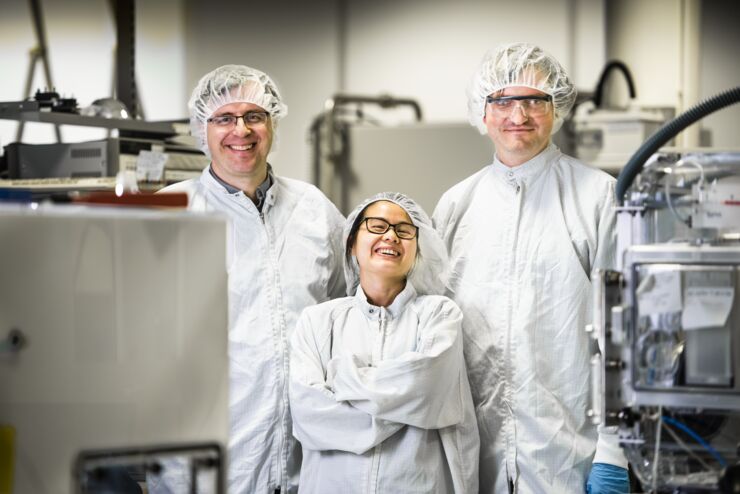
top-left (699, 0), bottom-right (740, 148)
top-left (572, 0), bottom-right (607, 94)
top-left (605, 0), bottom-right (740, 147)
top-left (606, 0), bottom-right (683, 108)
top-left (344, 0), bottom-right (577, 123)
top-left (134, 0), bottom-right (187, 123)
top-left (3, 0), bottom-right (734, 185)
top-left (181, 0), bottom-right (606, 181)
top-left (1, 0), bottom-right (606, 182)
top-left (182, 0), bottom-right (341, 181)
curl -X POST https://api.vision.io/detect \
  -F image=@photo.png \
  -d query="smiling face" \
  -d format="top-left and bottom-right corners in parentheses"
top-left (206, 101), bottom-right (273, 187)
top-left (483, 86), bottom-right (554, 167)
top-left (351, 201), bottom-right (418, 287)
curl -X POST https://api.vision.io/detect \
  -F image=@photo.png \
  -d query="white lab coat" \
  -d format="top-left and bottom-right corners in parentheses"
top-left (289, 283), bottom-right (480, 494)
top-left (433, 144), bottom-right (619, 493)
top-left (155, 167), bottom-right (345, 493)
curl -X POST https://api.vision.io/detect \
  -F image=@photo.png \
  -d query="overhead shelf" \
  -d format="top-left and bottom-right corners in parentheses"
top-left (0, 100), bottom-right (179, 136)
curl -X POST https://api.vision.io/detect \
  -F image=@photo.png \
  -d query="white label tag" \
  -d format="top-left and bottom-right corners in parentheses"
top-left (135, 150), bottom-right (168, 182)
top-left (681, 286), bottom-right (735, 330)
top-left (637, 271), bottom-right (682, 316)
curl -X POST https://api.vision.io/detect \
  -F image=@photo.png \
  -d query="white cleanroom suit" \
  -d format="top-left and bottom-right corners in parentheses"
top-left (290, 283), bottom-right (479, 493)
top-left (433, 144), bottom-right (619, 493)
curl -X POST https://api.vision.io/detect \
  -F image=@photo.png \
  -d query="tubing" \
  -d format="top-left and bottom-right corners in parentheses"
top-left (661, 416), bottom-right (727, 468)
top-left (616, 86), bottom-right (740, 204)
top-left (593, 60), bottom-right (636, 109)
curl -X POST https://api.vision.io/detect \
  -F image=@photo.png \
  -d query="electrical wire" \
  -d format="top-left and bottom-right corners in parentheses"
top-left (678, 158), bottom-right (707, 184)
top-left (663, 158), bottom-right (704, 226)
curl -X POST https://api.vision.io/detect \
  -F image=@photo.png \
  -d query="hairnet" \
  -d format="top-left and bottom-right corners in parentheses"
top-left (188, 64), bottom-right (288, 156)
top-left (343, 192), bottom-right (449, 297)
top-left (467, 42), bottom-right (576, 135)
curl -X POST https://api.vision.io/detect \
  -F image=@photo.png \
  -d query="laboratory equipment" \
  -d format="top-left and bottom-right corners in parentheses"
top-left (572, 61), bottom-right (673, 174)
top-left (3, 136), bottom-right (208, 185)
top-left (588, 86), bottom-right (740, 492)
top-left (0, 98), bottom-right (207, 191)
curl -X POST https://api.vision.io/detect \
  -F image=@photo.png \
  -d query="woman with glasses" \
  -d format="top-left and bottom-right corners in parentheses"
top-left (289, 192), bottom-right (479, 493)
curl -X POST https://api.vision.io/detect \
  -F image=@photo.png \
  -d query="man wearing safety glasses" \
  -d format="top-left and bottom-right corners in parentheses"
top-left (154, 65), bottom-right (345, 494)
top-left (433, 43), bottom-right (627, 493)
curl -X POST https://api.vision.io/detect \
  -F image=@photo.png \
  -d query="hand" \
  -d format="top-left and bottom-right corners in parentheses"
top-left (586, 463), bottom-right (629, 494)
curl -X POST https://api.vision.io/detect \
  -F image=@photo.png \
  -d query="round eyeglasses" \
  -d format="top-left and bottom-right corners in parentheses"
top-left (207, 111), bottom-right (269, 127)
top-left (362, 217), bottom-right (418, 240)
top-left (486, 95), bottom-right (552, 117)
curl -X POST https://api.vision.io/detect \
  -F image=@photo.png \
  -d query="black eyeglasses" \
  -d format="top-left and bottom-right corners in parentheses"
top-left (207, 111), bottom-right (269, 127)
top-left (485, 94), bottom-right (552, 116)
top-left (362, 217), bottom-right (418, 240)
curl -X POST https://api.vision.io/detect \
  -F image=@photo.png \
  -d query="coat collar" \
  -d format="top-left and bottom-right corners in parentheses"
top-left (490, 143), bottom-right (560, 188)
top-left (353, 281), bottom-right (417, 321)
top-left (199, 165), bottom-right (279, 213)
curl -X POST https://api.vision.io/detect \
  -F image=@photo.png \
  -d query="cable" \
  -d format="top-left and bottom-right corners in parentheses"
top-left (660, 420), bottom-right (716, 472)
top-left (661, 416), bottom-right (727, 467)
top-left (663, 158), bottom-right (705, 226)
top-left (616, 86), bottom-right (740, 204)
top-left (661, 200), bottom-right (684, 230)
top-left (593, 60), bottom-right (637, 109)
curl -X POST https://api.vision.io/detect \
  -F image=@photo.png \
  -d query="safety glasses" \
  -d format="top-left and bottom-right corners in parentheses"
top-left (486, 95), bottom-right (552, 117)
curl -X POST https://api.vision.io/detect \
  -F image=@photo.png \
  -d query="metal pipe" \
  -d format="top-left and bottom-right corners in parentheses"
top-left (19, 0), bottom-right (61, 142)
top-left (113, 0), bottom-right (137, 119)
top-left (325, 94), bottom-right (423, 121)
top-left (314, 94), bottom-right (423, 212)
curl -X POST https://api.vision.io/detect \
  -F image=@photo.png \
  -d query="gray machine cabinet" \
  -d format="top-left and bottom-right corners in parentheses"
top-left (345, 123), bottom-right (494, 215)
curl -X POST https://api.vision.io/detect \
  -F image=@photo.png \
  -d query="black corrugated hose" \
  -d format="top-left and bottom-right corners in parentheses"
top-left (615, 86), bottom-right (740, 204)
top-left (593, 61), bottom-right (636, 109)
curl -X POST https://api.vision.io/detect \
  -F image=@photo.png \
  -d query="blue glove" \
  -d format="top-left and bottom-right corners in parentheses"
top-left (586, 463), bottom-right (630, 494)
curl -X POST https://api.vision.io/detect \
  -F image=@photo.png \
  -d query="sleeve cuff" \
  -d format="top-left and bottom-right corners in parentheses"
top-left (593, 429), bottom-right (628, 468)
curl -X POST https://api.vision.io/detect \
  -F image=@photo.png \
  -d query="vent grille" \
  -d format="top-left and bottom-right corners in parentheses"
top-left (70, 148), bottom-right (102, 159)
